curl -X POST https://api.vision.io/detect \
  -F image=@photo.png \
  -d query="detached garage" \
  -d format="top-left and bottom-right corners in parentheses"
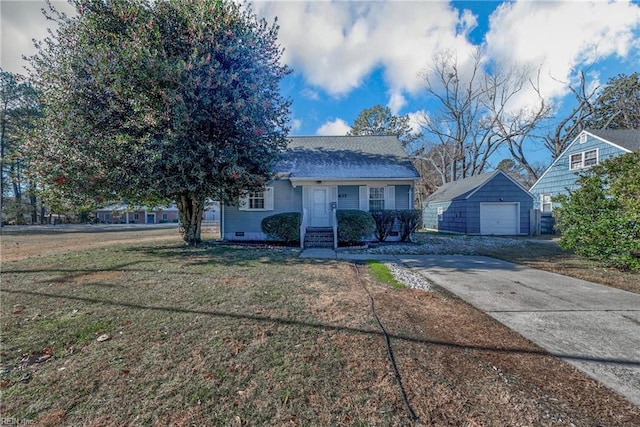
top-left (423, 170), bottom-right (533, 235)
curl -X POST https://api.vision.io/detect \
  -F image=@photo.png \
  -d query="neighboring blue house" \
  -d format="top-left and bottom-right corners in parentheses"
top-left (221, 135), bottom-right (420, 246)
top-left (423, 170), bottom-right (533, 235)
top-left (530, 129), bottom-right (640, 213)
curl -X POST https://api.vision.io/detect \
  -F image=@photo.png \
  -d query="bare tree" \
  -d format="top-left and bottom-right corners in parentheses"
top-left (543, 70), bottom-right (597, 160)
top-left (417, 49), bottom-right (550, 184)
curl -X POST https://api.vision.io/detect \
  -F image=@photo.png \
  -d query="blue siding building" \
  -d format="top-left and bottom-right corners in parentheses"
top-left (530, 129), bottom-right (640, 213)
top-left (423, 170), bottom-right (533, 235)
top-left (222, 136), bottom-right (420, 244)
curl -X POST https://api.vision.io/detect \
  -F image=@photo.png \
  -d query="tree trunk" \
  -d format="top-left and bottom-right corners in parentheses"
top-left (177, 193), bottom-right (205, 246)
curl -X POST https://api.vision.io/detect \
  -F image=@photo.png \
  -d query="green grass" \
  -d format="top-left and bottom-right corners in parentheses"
top-left (365, 260), bottom-right (405, 289)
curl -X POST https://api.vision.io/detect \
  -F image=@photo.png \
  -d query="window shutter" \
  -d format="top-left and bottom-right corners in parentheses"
top-left (265, 187), bottom-right (274, 210)
top-left (359, 186), bottom-right (369, 211)
top-left (238, 195), bottom-right (249, 211)
top-left (331, 186), bottom-right (338, 204)
top-left (385, 186), bottom-right (395, 210)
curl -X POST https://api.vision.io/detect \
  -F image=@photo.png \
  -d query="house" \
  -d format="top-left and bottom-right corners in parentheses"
top-left (96, 204), bottom-right (180, 224)
top-left (422, 170), bottom-right (534, 235)
top-left (529, 129), bottom-right (640, 232)
top-left (221, 135), bottom-right (420, 245)
top-left (96, 201), bottom-right (220, 225)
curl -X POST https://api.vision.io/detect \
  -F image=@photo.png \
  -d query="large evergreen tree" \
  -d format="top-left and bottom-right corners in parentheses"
top-left (586, 72), bottom-right (640, 130)
top-left (27, 0), bottom-right (291, 244)
top-left (0, 70), bottom-right (41, 224)
top-left (347, 105), bottom-right (420, 147)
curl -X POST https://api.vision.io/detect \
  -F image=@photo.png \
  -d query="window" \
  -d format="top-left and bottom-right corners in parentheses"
top-left (570, 153), bottom-right (583, 170)
top-left (570, 149), bottom-right (598, 170)
top-left (248, 191), bottom-right (265, 209)
top-left (239, 187), bottom-right (274, 211)
top-left (104, 213), bottom-right (110, 221)
top-left (133, 213), bottom-right (139, 220)
top-left (583, 149), bottom-right (598, 167)
top-left (369, 187), bottom-right (385, 211)
top-left (162, 213), bottom-right (168, 220)
top-left (359, 186), bottom-right (395, 211)
top-left (541, 194), bottom-right (553, 212)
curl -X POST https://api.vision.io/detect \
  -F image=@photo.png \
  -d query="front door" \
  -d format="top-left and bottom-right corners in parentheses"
top-left (310, 187), bottom-right (330, 227)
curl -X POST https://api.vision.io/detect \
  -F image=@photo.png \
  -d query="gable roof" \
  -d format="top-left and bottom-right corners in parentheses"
top-left (530, 129), bottom-right (639, 191)
top-left (587, 129), bottom-right (640, 152)
top-left (426, 170), bottom-right (530, 203)
top-left (277, 135), bottom-right (419, 180)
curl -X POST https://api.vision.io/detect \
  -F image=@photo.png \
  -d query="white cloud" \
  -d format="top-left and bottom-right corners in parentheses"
top-left (254, 1), bottom-right (473, 98)
top-left (406, 110), bottom-right (429, 136)
top-left (387, 91), bottom-right (407, 115)
top-left (289, 118), bottom-right (302, 133)
top-left (484, 1), bottom-right (640, 105)
top-left (315, 118), bottom-right (351, 136)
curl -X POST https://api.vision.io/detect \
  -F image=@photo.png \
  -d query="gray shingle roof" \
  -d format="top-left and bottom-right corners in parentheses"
top-left (587, 129), bottom-right (640, 152)
top-left (426, 170), bottom-right (501, 203)
top-left (277, 135), bottom-right (419, 180)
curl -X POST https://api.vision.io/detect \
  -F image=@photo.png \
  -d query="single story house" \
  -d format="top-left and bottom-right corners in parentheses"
top-left (221, 135), bottom-right (420, 245)
top-left (530, 129), bottom-right (640, 212)
top-left (423, 170), bottom-right (533, 235)
top-left (97, 200), bottom-right (220, 225)
top-left (96, 204), bottom-right (180, 224)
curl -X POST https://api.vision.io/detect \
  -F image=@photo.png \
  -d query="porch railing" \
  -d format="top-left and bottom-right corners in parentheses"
top-left (332, 207), bottom-right (338, 250)
top-left (300, 208), bottom-right (309, 249)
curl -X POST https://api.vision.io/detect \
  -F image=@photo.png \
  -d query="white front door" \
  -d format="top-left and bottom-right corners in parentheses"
top-left (310, 187), bottom-right (330, 227)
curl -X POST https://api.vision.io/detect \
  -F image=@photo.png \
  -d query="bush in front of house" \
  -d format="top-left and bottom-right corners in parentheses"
top-left (554, 152), bottom-right (640, 271)
top-left (396, 209), bottom-right (422, 242)
top-left (261, 212), bottom-right (301, 244)
top-left (370, 210), bottom-right (396, 242)
top-left (337, 210), bottom-right (375, 245)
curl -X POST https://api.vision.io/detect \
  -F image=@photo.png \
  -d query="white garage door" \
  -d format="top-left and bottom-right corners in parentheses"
top-left (480, 203), bottom-right (518, 235)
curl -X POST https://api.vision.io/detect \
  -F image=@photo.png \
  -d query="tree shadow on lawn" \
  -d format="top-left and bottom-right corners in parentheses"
top-left (129, 241), bottom-right (304, 267)
top-left (2, 286), bottom-right (638, 368)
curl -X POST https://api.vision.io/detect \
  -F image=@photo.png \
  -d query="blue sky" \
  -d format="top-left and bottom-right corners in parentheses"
top-left (2, 0), bottom-right (640, 168)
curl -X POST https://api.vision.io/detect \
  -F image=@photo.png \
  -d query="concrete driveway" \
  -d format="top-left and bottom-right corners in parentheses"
top-left (395, 255), bottom-right (640, 408)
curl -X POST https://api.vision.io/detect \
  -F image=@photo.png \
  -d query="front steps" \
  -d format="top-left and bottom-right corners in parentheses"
top-left (304, 227), bottom-right (334, 248)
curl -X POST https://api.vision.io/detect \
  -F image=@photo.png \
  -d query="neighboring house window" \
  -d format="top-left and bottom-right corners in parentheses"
top-left (239, 187), bottom-right (274, 211)
top-left (105, 213), bottom-right (110, 221)
top-left (541, 194), bottom-right (553, 212)
top-left (162, 213), bottom-right (168, 220)
top-left (583, 149), bottom-right (598, 167)
top-left (369, 187), bottom-right (385, 211)
top-left (134, 213), bottom-right (139, 220)
top-left (570, 153), bottom-right (583, 170)
top-left (570, 149), bottom-right (598, 170)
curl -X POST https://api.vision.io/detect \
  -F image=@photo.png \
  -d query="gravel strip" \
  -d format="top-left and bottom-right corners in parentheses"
top-left (384, 262), bottom-right (432, 291)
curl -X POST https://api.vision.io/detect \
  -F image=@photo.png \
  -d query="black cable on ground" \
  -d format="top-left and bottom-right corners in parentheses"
top-left (353, 263), bottom-right (419, 422)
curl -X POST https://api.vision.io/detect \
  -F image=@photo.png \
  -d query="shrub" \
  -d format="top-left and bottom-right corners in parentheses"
top-left (554, 152), bottom-right (640, 271)
top-left (336, 210), bottom-right (375, 245)
top-left (396, 209), bottom-right (422, 242)
top-left (261, 212), bottom-right (301, 244)
top-left (370, 210), bottom-right (396, 241)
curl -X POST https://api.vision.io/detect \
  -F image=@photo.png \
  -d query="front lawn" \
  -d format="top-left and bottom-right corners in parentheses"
top-left (1, 230), bottom-right (639, 425)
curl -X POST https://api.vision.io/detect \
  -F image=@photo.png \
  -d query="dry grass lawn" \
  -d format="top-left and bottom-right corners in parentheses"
top-left (1, 227), bottom-right (639, 426)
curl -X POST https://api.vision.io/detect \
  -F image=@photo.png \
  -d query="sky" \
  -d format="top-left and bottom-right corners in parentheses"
top-left (2, 0), bottom-right (640, 168)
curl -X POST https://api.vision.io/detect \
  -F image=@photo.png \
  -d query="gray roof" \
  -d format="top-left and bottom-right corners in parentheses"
top-left (277, 135), bottom-right (419, 180)
top-left (427, 169), bottom-right (528, 203)
top-left (587, 129), bottom-right (640, 152)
